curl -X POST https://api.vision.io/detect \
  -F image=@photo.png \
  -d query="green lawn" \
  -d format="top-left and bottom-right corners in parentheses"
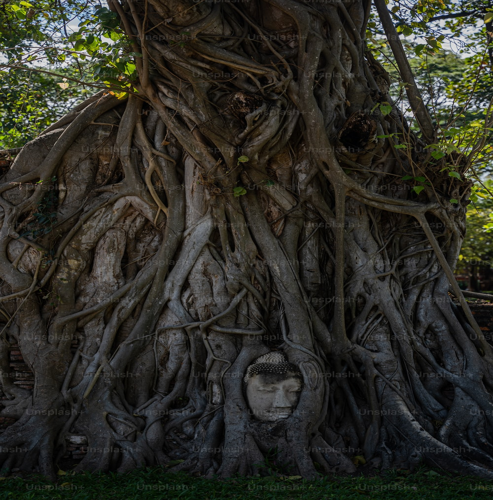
top-left (1, 467), bottom-right (492, 499)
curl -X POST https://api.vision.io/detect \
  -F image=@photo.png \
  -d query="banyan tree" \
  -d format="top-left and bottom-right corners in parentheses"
top-left (1, 0), bottom-right (493, 480)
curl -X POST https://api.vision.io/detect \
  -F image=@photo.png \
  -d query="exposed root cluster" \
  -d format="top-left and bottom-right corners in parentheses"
top-left (0, 0), bottom-right (492, 480)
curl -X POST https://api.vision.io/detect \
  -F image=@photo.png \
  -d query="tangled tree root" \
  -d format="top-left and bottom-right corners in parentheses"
top-left (1, 0), bottom-right (493, 480)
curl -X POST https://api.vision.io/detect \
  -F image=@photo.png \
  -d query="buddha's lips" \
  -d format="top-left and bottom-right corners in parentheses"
top-left (266, 411), bottom-right (291, 419)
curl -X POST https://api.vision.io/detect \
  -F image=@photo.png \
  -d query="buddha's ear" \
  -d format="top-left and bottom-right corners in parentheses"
top-left (299, 361), bottom-right (322, 391)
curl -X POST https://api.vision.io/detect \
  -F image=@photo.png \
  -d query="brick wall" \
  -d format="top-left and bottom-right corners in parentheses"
top-left (0, 344), bottom-right (33, 430)
top-left (469, 302), bottom-right (493, 342)
top-left (0, 342), bottom-right (86, 461)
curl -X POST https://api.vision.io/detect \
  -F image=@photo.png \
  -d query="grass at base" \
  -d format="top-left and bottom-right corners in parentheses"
top-left (1, 466), bottom-right (493, 499)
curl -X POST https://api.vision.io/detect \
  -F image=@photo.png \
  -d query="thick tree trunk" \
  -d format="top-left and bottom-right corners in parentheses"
top-left (1, 0), bottom-right (493, 480)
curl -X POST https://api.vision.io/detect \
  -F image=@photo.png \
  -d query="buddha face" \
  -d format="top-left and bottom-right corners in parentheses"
top-left (246, 371), bottom-right (302, 422)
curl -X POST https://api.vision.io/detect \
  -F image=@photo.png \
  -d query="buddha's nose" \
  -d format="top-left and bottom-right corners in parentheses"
top-left (273, 389), bottom-right (291, 408)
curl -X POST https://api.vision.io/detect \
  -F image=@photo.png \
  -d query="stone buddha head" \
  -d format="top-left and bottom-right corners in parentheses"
top-left (244, 352), bottom-right (303, 422)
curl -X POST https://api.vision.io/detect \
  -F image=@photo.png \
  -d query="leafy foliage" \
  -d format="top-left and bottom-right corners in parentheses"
top-left (459, 180), bottom-right (493, 265)
top-left (0, 0), bottom-right (134, 149)
top-left (0, 67), bottom-right (87, 148)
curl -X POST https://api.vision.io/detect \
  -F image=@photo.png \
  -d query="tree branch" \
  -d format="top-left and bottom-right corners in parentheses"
top-left (373, 0), bottom-right (436, 143)
top-left (429, 10), bottom-right (477, 21)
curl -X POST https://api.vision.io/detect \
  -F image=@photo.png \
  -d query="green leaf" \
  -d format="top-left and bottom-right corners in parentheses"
top-left (109, 31), bottom-right (123, 42)
top-left (425, 471), bottom-right (440, 477)
top-left (125, 63), bottom-right (136, 75)
top-left (445, 128), bottom-right (461, 136)
top-left (485, 13), bottom-right (493, 24)
top-left (95, 7), bottom-right (112, 16)
top-left (352, 455), bottom-right (366, 466)
top-left (449, 171), bottom-right (461, 180)
top-left (414, 176), bottom-right (427, 182)
top-left (233, 186), bottom-right (247, 197)
top-left (413, 186), bottom-right (425, 195)
top-left (265, 180), bottom-right (275, 187)
top-left (379, 104), bottom-right (392, 116)
top-left (450, 199), bottom-right (459, 204)
top-left (431, 150), bottom-right (445, 160)
top-left (401, 175), bottom-right (414, 181)
top-left (237, 155), bottom-right (249, 163)
top-left (166, 460), bottom-right (184, 467)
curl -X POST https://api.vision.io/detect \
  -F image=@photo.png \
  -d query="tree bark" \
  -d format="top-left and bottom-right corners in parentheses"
top-left (1, 0), bottom-right (493, 480)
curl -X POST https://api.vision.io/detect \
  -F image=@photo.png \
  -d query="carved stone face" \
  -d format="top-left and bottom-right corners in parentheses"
top-left (246, 371), bottom-right (302, 422)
